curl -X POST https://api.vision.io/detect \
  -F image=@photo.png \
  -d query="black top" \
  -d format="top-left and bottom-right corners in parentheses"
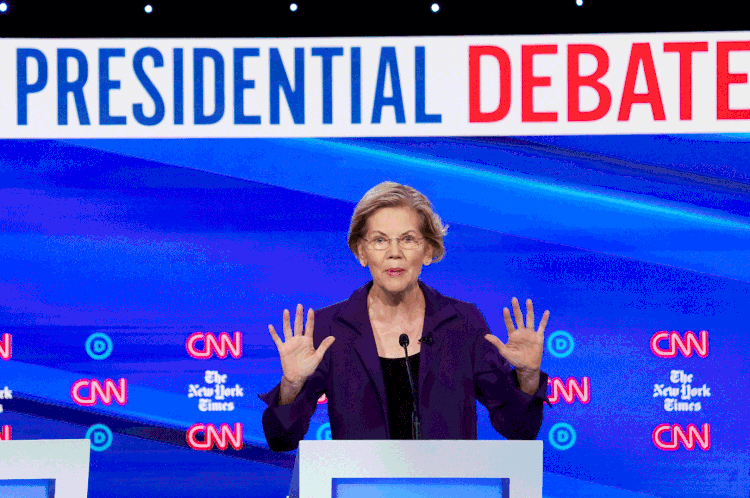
top-left (379, 353), bottom-right (420, 440)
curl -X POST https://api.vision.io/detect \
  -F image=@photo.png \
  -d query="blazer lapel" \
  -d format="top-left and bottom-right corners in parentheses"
top-left (418, 281), bottom-right (459, 406)
top-left (335, 282), bottom-right (391, 437)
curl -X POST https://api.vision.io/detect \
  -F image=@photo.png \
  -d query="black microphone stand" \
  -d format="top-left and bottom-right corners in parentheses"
top-left (399, 333), bottom-right (421, 440)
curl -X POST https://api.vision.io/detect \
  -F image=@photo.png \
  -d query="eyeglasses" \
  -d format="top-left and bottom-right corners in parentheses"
top-left (363, 234), bottom-right (425, 250)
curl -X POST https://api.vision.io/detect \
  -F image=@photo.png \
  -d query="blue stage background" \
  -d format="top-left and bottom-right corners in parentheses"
top-left (0, 135), bottom-right (748, 498)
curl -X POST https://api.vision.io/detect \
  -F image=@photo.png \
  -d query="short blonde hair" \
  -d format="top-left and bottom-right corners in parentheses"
top-left (347, 181), bottom-right (448, 262)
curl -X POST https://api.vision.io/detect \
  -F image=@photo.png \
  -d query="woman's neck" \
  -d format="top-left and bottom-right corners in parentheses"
top-left (367, 281), bottom-right (425, 320)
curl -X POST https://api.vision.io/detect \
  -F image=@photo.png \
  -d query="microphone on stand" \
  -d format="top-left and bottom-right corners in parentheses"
top-left (399, 334), bottom-right (421, 440)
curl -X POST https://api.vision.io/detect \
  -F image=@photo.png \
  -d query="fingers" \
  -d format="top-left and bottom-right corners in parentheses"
top-left (276, 305), bottom-right (313, 343)
top-left (294, 304), bottom-right (304, 337)
top-left (512, 297), bottom-right (524, 331)
top-left (282, 309), bottom-right (292, 341)
top-left (315, 336), bottom-right (336, 360)
top-left (525, 299), bottom-right (534, 330)
top-left (538, 310), bottom-right (550, 335)
top-left (280, 304), bottom-right (313, 345)
top-left (304, 308), bottom-right (314, 336)
top-left (485, 334), bottom-right (509, 359)
top-left (269, 324), bottom-right (282, 348)
top-left (503, 307), bottom-right (515, 334)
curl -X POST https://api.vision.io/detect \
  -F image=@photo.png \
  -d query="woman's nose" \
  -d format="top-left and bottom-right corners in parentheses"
top-left (386, 238), bottom-right (402, 256)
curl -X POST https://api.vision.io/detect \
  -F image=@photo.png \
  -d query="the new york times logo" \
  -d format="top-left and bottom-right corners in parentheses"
top-left (188, 370), bottom-right (244, 412)
top-left (0, 385), bottom-right (12, 414)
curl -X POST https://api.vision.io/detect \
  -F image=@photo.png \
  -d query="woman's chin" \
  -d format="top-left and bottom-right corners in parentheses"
top-left (374, 278), bottom-right (417, 296)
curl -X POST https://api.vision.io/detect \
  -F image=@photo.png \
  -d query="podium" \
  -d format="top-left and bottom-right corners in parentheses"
top-left (290, 440), bottom-right (542, 498)
top-left (0, 439), bottom-right (91, 498)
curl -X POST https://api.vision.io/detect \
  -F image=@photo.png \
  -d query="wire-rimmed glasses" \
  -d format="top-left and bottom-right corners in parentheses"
top-left (363, 234), bottom-right (425, 250)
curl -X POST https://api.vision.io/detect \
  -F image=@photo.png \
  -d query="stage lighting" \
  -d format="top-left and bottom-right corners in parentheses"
top-left (431, 3), bottom-right (440, 12)
top-left (144, 4), bottom-right (153, 13)
top-left (576, 0), bottom-right (583, 5)
top-left (290, 3), bottom-right (298, 11)
top-left (0, 2), bottom-right (8, 13)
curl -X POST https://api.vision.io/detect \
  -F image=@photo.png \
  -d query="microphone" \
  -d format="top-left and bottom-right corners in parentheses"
top-left (419, 335), bottom-right (433, 345)
top-left (399, 334), bottom-right (421, 440)
top-left (399, 333), bottom-right (409, 348)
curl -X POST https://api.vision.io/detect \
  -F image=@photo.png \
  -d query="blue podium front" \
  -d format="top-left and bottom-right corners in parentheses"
top-left (298, 440), bottom-right (541, 498)
top-left (0, 479), bottom-right (56, 498)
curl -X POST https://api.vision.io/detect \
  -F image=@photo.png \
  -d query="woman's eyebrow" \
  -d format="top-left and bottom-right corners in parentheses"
top-left (369, 229), bottom-right (418, 236)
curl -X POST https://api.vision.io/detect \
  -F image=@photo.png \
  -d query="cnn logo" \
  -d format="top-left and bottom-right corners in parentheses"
top-left (186, 423), bottom-right (243, 450)
top-left (650, 331), bottom-right (708, 358)
top-left (186, 332), bottom-right (242, 359)
top-left (652, 423), bottom-right (710, 451)
top-left (0, 425), bottom-right (10, 440)
top-left (0, 333), bottom-right (11, 360)
top-left (548, 377), bottom-right (590, 404)
top-left (71, 379), bottom-right (128, 406)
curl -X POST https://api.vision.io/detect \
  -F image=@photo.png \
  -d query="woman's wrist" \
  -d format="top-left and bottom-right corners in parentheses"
top-left (279, 375), bottom-right (306, 405)
top-left (281, 375), bottom-right (306, 387)
top-left (515, 368), bottom-right (541, 396)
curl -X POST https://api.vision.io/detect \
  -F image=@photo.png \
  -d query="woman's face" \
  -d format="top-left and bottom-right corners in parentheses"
top-left (357, 206), bottom-right (433, 296)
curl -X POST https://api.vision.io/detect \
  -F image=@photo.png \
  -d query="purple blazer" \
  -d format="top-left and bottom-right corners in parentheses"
top-left (259, 280), bottom-right (549, 452)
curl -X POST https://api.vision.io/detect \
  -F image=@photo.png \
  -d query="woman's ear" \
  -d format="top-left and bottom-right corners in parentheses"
top-left (357, 241), bottom-right (368, 267)
top-left (422, 244), bottom-right (434, 266)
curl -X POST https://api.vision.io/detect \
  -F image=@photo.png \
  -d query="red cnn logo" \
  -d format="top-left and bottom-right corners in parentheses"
top-left (186, 332), bottom-right (242, 359)
top-left (650, 331), bottom-right (709, 358)
top-left (652, 423), bottom-right (710, 451)
top-left (186, 423), bottom-right (243, 450)
top-left (71, 379), bottom-right (128, 406)
top-left (0, 333), bottom-right (11, 360)
top-left (0, 425), bottom-right (10, 440)
top-left (548, 377), bottom-right (590, 404)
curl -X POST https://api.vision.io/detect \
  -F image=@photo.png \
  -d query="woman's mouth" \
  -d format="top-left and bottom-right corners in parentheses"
top-left (387, 269), bottom-right (405, 277)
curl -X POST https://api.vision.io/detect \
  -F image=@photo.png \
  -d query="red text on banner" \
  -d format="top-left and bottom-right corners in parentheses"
top-left (650, 331), bottom-right (709, 358)
top-left (652, 423), bottom-right (711, 450)
top-left (186, 423), bottom-right (243, 450)
top-left (0, 334), bottom-right (11, 360)
top-left (186, 332), bottom-right (243, 359)
top-left (548, 377), bottom-right (591, 404)
top-left (71, 378), bottom-right (128, 406)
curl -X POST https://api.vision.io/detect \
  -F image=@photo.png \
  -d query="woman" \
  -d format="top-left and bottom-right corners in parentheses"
top-left (259, 181), bottom-right (550, 451)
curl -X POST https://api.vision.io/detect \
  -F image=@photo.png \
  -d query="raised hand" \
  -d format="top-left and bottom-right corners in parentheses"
top-left (485, 297), bottom-right (549, 374)
top-left (269, 304), bottom-right (335, 385)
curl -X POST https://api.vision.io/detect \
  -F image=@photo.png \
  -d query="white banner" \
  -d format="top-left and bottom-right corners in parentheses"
top-left (1, 32), bottom-right (750, 137)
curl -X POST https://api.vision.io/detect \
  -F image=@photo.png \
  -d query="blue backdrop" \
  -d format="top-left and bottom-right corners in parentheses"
top-left (0, 135), bottom-right (748, 498)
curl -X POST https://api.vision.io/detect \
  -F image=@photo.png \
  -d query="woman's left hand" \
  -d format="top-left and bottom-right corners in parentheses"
top-left (485, 297), bottom-right (549, 385)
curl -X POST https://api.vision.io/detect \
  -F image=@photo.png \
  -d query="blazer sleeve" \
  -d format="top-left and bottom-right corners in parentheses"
top-left (469, 304), bottom-right (549, 440)
top-left (257, 337), bottom-right (330, 452)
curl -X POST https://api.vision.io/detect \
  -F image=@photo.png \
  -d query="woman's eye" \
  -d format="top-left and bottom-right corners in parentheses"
top-left (403, 235), bottom-right (415, 242)
top-left (374, 237), bottom-right (386, 243)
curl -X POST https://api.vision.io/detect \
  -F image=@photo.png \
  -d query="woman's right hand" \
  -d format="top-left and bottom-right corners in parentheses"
top-left (269, 304), bottom-right (335, 385)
